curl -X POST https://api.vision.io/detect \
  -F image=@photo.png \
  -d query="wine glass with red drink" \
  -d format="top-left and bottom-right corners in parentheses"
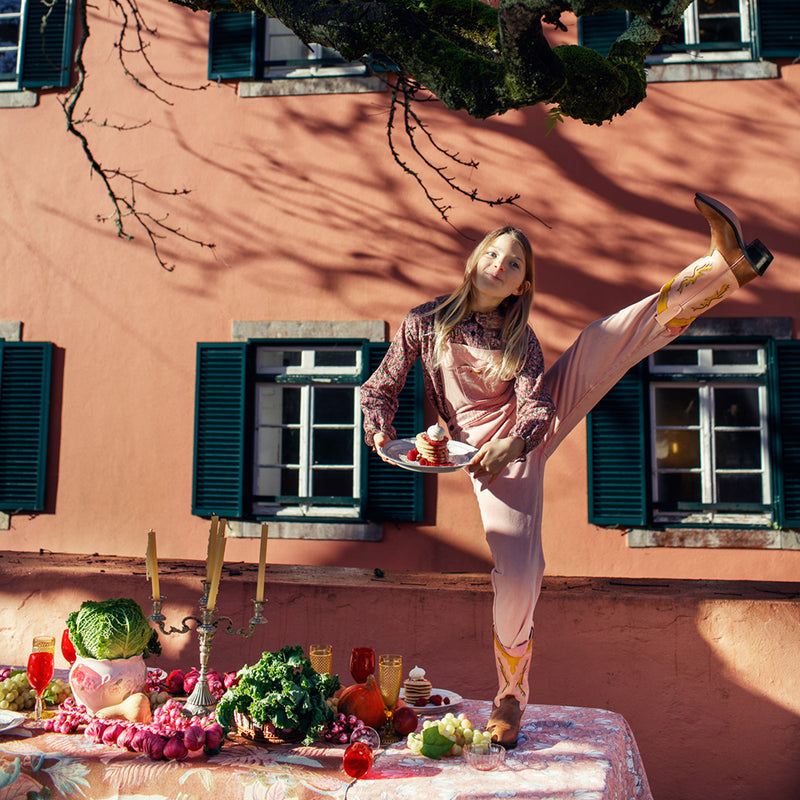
top-left (61, 629), bottom-right (77, 667)
top-left (342, 736), bottom-right (378, 779)
top-left (349, 647), bottom-right (375, 684)
top-left (27, 635), bottom-right (55, 721)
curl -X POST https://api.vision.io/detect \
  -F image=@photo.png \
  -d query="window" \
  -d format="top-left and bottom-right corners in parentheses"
top-left (0, 0), bottom-right (74, 93)
top-left (192, 336), bottom-right (423, 528)
top-left (649, 0), bottom-right (753, 65)
top-left (208, 9), bottom-right (384, 93)
top-left (587, 329), bottom-right (800, 541)
top-left (0, 340), bottom-right (53, 512)
top-left (649, 344), bottom-right (771, 526)
top-left (578, 0), bottom-right (799, 81)
top-left (252, 344), bottom-right (363, 519)
top-left (261, 17), bottom-right (366, 80)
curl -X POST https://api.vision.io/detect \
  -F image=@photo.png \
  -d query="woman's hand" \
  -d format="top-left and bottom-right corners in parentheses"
top-left (373, 431), bottom-right (393, 463)
top-left (467, 436), bottom-right (525, 484)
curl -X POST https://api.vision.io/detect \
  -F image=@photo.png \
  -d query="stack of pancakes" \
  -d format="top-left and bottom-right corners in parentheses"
top-left (403, 668), bottom-right (432, 705)
top-left (414, 431), bottom-right (450, 465)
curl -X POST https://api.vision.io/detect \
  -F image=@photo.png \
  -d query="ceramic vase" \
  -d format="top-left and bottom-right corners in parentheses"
top-left (68, 654), bottom-right (146, 715)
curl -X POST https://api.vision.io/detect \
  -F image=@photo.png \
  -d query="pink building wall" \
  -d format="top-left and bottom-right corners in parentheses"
top-left (2, 4), bottom-right (800, 797)
top-left (3, 6), bottom-right (798, 581)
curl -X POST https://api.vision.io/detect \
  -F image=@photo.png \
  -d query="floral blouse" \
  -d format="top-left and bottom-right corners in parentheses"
top-left (361, 298), bottom-right (555, 457)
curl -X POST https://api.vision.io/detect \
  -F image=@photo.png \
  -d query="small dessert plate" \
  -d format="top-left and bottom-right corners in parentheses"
top-left (379, 439), bottom-right (477, 474)
top-left (399, 688), bottom-right (463, 713)
top-left (0, 710), bottom-right (26, 732)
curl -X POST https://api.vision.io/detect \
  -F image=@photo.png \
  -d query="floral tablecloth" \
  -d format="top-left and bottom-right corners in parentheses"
top-left (0, 701), bottom-right (652, 800)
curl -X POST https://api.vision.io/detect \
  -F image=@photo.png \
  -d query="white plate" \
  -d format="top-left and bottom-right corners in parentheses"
top-left (400, 688), bottom-right (463, 713)
top-left (379, 439), bottom-right (477, 474)
top-left (0, 710), bottom-right (26, 732)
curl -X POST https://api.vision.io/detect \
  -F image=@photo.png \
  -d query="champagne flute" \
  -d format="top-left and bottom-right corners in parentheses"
top-left (349, 647), bottom-right (375, 683)
top-left (378, 654), bottom-right (402, 740)
top-left (27, 635), bottom-right (55, 721)
top-left (309, 644), bottom-right (333, 675)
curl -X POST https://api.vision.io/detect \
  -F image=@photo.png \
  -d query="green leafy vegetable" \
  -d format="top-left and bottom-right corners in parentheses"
top-left (66, 598), bottom-right (161, 660)
top-left (216, 645), bottom-right (340, 745)
top-left (420, 725), bottom-right (456, 759)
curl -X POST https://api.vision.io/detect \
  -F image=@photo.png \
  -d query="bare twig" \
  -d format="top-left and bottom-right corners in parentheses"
top-left (382, 72), bottom-right (551, 232)
top-left (58, 0), bottom-right (214, 269)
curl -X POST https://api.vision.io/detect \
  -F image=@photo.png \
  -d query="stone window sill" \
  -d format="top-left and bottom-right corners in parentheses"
top-left (646, 60), bottom-right (778, 83)
top-left (626, 528), bottom-right (800, 550)
top-left (238, 75), bottom-right (385, 98)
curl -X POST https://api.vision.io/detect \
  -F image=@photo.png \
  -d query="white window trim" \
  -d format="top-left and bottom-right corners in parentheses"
top-left (252, 345), bottom-right (363, 520)
top-left (625, 316), bottom-right (795, 550)
top-left (645, 0), bottom-right (779, 83)
top-left (231, 319), bottom-right (386, 542)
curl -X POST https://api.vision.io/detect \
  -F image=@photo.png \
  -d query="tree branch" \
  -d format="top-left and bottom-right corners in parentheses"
top-left (59, 0), bottom-right (215, 269)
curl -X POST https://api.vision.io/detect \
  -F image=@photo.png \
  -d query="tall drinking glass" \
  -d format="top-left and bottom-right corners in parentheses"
top-left (349, 647), bottom-right (375, 683)
top-left (378, 654), bottom-right (402, 740)
top-left (309, 644), bottom-right (333, 675)
top-left (27, 635), bottom-right (55, 721)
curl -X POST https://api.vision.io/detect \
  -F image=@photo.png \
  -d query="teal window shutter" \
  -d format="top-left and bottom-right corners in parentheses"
top-left (577, 10), bottom-right (630, 57)
top-left (0, 342), bottom-right (53, 512)
top-left (193, 343), bottom-right (247, 518)
top-left (20, 0), bottom-right (75, 89)
top-left (362, 343), bottom-right (423, 522)
top-left (759, 0), bottom-right (800, 57)
top-left (586, 361), bottom-right (648, 526)
top-left (208, 9), bottom-right (258, 80)
top-left (772, 340), bottom-right (800, 528)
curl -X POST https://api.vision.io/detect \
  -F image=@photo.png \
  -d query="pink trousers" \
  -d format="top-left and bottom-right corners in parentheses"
top-left (441, 294), bottom-right (681, 652)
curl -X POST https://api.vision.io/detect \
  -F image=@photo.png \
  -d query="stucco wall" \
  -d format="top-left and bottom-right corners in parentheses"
top-left (1, 551), bottom-right (798, 800)
top-left (2, 3), bottom-right (799, 583)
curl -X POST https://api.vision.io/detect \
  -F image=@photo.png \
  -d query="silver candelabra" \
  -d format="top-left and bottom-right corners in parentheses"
top-left (149, 581), bottom-right (266, 716)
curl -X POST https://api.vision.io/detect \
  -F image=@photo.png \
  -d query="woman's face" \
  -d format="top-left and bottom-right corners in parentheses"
top-left (470, 233), bottom-right (530, 309)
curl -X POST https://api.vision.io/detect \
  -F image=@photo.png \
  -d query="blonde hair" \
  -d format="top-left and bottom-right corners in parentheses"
top-left (430, 227), bottom-right (535, 382)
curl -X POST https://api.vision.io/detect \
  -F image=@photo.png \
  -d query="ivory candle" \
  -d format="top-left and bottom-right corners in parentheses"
top-left (147, 529), bottom-right (160, 599)
top-left (256, 523), bottom-right (269, 602)
top-left (205, 515), bottom-right (219, 583)
top-left (206, 519), bottom-right (227, 613)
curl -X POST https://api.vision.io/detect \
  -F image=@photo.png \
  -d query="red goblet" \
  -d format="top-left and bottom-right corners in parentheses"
top-left (349, 647), bottom-right (375, 684)
top-left (342, 740), bottom-right (374, 779)
top-left (61, 629), bottom-right (77, 667)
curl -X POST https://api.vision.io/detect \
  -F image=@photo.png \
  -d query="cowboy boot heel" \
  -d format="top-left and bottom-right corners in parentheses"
top-left (745, 238), bottom-right (773, 276)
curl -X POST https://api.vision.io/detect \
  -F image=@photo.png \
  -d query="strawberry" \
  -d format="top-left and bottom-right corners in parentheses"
top-left (407, 448), bottom-right (419, 461)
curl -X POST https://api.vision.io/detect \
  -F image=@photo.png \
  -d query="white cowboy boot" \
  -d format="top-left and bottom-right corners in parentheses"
top-left (655, 193), bottom-right (773, 328)
top-left (486, 630), bottom-right (532, 749)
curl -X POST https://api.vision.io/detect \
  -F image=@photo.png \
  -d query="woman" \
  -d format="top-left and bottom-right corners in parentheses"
top-left (361, 194), bottom-right (772, 748)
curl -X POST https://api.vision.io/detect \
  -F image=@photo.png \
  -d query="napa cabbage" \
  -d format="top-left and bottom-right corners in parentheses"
top-left (66, 598), bottom-right (161, 660)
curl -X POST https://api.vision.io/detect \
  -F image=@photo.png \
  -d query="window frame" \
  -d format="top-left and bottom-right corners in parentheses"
top-left (587, 327), bottom-right (800, 547)
top-left (577, 0), bottom-right (797, 83)
top-left (0, 0), bottom-right (75, 94)
top-left (250, 341), bottom-right (365, 521)
top-left (646, 0), bottom-right (755, 66)
top-left (208, 8), bottom-right (385, 94)
top-left (192, 331), bottom-right (424, 536)
top-left (648, 343), bottom-right (773, 527)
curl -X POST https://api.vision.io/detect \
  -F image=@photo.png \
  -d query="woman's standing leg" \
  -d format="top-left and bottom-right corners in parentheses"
top-left (486, 193), bottom-right (772, 749)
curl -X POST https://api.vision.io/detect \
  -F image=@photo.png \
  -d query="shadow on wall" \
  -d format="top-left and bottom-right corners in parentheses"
top-left (531, 579), bottom-right (800, 800)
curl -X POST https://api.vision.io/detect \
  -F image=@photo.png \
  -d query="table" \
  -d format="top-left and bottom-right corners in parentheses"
top-left (0, 701), bottom-right (653, 800)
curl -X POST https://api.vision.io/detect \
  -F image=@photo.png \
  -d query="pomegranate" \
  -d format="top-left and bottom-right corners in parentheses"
top-left (392, 705), bottom-right (419, 736)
